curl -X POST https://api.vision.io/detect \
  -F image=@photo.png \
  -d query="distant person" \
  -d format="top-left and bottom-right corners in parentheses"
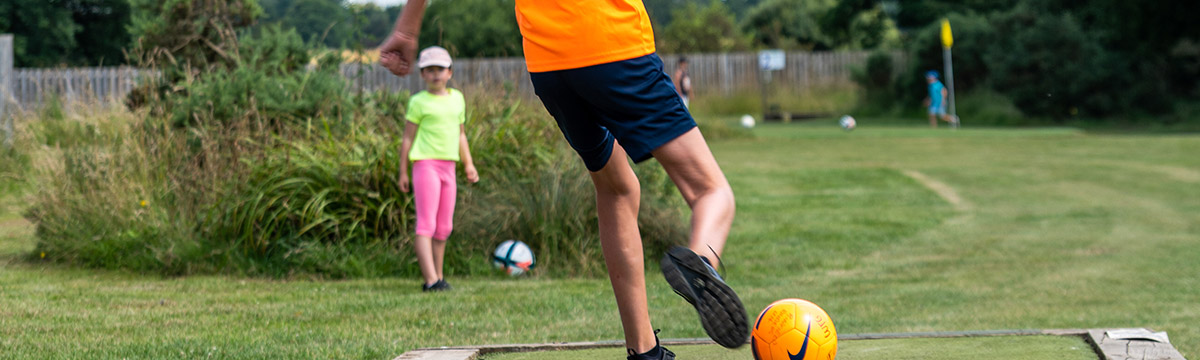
top-left (380, 0), bottom-right (748, 357)
top-left (673, 57), bottom-right (692, 108)
top-left (924, 70), bottom-right (958, 128)
top-left (397, 46), bottom-right (480, 292)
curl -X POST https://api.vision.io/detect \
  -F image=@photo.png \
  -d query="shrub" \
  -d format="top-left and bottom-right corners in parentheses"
top-left (954, 90), bottom-right (1026, 126)
top-left (983, 4), bottom-right (1127, 119)
top-left (168, 26), bottom-right (351, 128)
top-left (202, 132), bottom-right (411, 277)
top-left (850, 51), bottom-right (897, 113)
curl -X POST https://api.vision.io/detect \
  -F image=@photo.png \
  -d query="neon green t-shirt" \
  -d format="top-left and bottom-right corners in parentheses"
top-left (405, 89), bottom-right (466, 161)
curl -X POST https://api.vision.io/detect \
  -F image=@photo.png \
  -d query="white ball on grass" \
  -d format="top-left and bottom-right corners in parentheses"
top-left (740, 114), bottom-right (756, 128)
top-left (839, 115), bottom-right (856, 131)
top-left (492, 240), bottom-right (535, 276)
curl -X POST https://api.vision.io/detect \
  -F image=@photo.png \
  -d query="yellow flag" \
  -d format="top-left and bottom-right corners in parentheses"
top-left (941, 19), bottom-right (953, 48)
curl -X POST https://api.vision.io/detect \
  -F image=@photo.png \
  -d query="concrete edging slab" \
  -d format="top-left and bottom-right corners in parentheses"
top-left (394, 328), bottom-right (1186, 360)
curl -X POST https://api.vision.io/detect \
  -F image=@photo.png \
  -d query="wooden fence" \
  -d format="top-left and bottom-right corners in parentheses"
top-left (8, 51), bottom-right (905, 108)
top-left (10, 67), bottom-right (155, 110)
top-left (672, 51), bottom-right (908, 96)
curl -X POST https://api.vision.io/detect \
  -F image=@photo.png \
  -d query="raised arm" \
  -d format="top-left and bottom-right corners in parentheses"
top-left (378, 0), bottom-right (428, 76)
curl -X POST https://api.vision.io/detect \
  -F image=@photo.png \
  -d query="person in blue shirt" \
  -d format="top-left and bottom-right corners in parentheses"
top-left (924, 71), bottom-right (958, 128)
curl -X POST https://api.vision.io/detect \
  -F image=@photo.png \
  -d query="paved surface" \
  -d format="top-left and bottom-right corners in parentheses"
top-left (1089, 329), bottom-right (1186, 360)
top-left (393, 328), bottom-right (1187, 360)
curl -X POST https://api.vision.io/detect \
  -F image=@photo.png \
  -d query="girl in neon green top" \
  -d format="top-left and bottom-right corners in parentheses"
top-left (398, 46), bottom-right (478, 292)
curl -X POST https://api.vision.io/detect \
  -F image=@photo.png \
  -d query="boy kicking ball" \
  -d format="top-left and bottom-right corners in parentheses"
top-left (378, 0), bottom-right (750, 356)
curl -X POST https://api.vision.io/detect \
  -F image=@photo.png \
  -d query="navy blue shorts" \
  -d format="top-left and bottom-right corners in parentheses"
top-left (530, 53), bottom-right (697, 172)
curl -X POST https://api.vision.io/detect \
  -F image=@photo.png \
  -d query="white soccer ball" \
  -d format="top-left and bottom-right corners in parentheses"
top-left (492, 240), bottom-right (535, 276)
top-left (839, 115), bottom-right (857, 131)
top-left (740, 114), bottom-right (756, 128)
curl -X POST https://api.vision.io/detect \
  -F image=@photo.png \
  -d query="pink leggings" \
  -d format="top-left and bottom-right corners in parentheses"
top-left (413, 160), bottom-right (457, 240)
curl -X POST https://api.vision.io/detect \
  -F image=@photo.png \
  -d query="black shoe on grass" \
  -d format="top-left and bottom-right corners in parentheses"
top-left (435, 279), bottom-right (452, 291)
top-left (422, 279), bottom-right (452, 292)
top-left (660, 246), bottom-right (749, 348)
top-left (626, 331), bottom-right (675, 360)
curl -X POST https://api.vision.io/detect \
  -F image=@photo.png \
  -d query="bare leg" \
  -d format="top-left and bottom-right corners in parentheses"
top-left (414, 235), bottom-right (438, 285)
top-left (590, 143), bottom-right (656, 353)
top-left (432, 238), bottom-right (447, 280)
top-left (650, 128), bottom-right (735, 268)
top-left (929, 114), bottom-right (938, 128)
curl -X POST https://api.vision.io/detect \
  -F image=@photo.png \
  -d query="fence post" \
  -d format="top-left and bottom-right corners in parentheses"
top-left (1, 34), bottom-right (13, 149)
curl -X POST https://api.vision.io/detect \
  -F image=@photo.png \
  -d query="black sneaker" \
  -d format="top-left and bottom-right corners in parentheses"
top-left (435, 279), bottom-right (453, 291)
top-left (626, 331), bottom-right (675, 360)
top-left (422, 280), bottom-right (451, 292)
top-left (660, 246), bottom-right (749, 348)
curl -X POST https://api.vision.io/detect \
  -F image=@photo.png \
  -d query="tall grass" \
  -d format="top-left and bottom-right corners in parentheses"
top-left (22, 99), bottom-right (209, 274)
top-left (21, 86), bottom-right (690, 278)
top-left (202, 132), bottom-right (413, 277)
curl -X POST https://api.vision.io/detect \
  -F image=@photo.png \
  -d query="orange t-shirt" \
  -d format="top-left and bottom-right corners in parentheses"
top-left (515, 0), bottom-right (656, 72)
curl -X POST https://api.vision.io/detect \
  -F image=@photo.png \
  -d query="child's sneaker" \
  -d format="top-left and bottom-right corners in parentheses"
top-left (422, 280), bottom-right (452, 292)
top-left (626, 331), bottom-right (675, 360)
top-left (660, 246), bottom-right (749, 348)
top-left (435, 279), bottom-right (453, 291)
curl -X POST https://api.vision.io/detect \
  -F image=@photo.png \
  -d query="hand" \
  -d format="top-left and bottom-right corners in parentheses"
top-left (465, 164), bottom-right (479, 183)
top-left (378, 31), bottom-right (419, 76)
top-left (398, 172), bottom-right (411, 193)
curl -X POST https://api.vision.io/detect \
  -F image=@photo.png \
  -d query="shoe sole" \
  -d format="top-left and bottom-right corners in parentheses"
top-left (661, 246), bottom-right (749, 348)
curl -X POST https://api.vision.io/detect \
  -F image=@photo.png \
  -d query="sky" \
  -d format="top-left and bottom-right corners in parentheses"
top-left (346, 0), bottom-right (406, 7)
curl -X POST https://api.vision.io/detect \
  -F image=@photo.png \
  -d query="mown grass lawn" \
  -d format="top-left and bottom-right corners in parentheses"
top-left (1, 121), bottom-right (1197, 359)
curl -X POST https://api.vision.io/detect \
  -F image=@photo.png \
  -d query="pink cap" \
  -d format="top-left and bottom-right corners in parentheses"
top-left (417, 46), bottom-right (453, 69)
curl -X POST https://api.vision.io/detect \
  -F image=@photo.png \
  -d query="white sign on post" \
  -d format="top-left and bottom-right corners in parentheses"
top-left (759, 49), bottom-right (785, 71)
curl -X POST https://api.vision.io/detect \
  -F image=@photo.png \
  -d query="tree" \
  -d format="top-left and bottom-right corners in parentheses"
top-left (984, 3), bottom-right (1126, 118)
top-left (0, 0), bottom-right (79, 67)
top-left (644, 0), bottom-right (763, 28)
top-left (126, 0), bottom-right (262, 110)
top-left (1034, 0), bottom-right (1200, 103)
top-left (786, 0), bottom-right (901, 50)
top-left (642, 0), bottom-right (689, 26)
top-left (418, 0), bottom-right (521, 58)
top-left (820, 0), bottom-right (870, 45)
top-left (658, 0), bottom-right (751, 53)
top-left (741, 0), bottom-right (833, 50)
top-left (282, 0), bottom-right (353, 47)
top-left (258, 0), bottom-right (293, 21)
top-left (892, 0), bottom-right (1017, 30)
top-left (0, 0), bottom-right (135, 67)
top-left (348, 3), bottom-right (391, 48)
top-left (129, 0), bottom-right (261, 70)
top-left (68, 0), bottom-right (133, 66)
